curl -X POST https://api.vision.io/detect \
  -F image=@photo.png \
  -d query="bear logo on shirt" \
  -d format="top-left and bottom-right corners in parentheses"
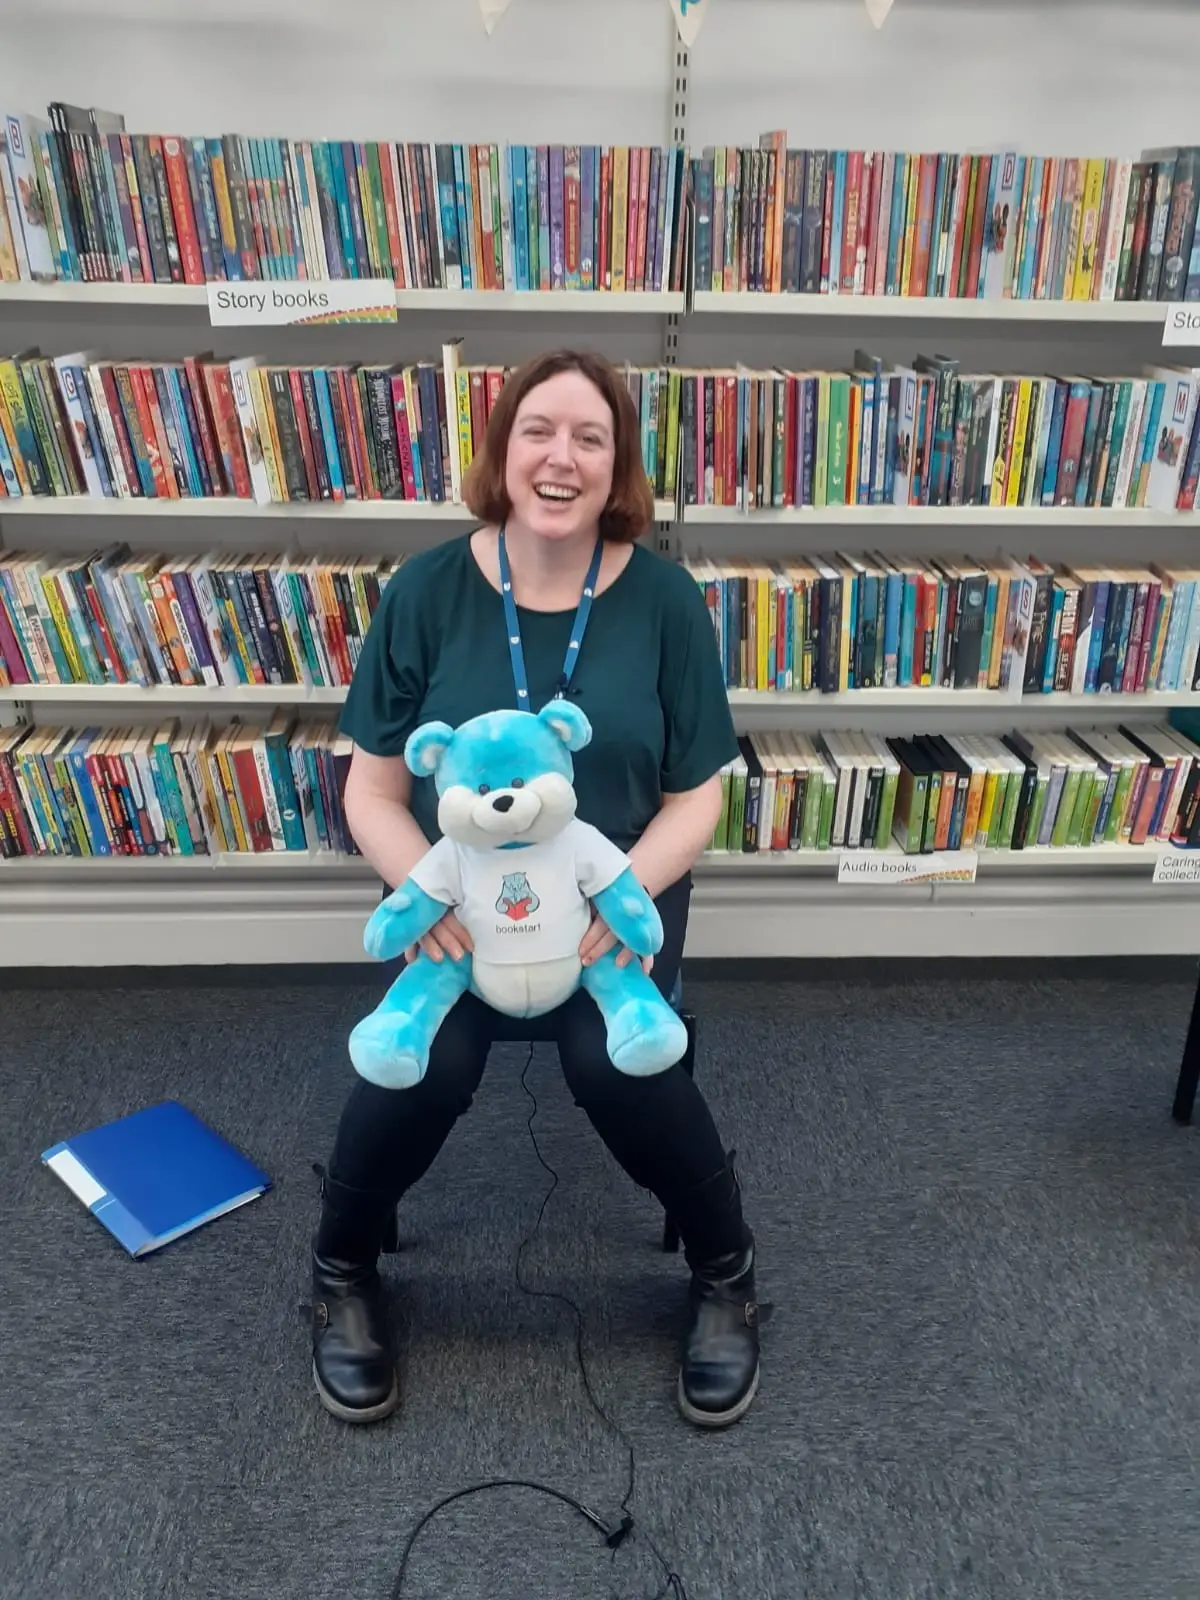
top-left (496, 871), bottom-right (540, 922)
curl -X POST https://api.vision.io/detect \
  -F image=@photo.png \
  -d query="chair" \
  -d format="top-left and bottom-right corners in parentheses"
top-left (375, 963), bottom-right (698, 1256)
top-left (1171, 961), bottom-right (1200, 1124)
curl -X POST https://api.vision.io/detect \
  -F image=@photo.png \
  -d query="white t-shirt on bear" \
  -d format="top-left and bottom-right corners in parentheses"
top-left (408, 819), bottom-right (633, 965)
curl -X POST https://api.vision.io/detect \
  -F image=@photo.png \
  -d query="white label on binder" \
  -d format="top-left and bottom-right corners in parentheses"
top-left (46, 1149), bottom-right (107, 1208)
top-left (1162, 307), bottom-right (1200, 347)
top-left (207, 280), bottom-right (396, 327)
top-left (837, 850), bottom-right (978, 885)
top-left (1153, 847), bottom-right (1200, 884)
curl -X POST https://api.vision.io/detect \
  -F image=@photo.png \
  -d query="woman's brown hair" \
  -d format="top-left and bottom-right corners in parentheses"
top-left (460, 349), bottom-right (655, 543)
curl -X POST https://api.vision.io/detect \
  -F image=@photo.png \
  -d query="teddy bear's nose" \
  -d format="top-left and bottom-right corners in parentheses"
top-left (491, 794), bottom-right (515, 813)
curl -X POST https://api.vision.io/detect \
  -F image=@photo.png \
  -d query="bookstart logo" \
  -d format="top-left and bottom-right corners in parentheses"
top-left (496, 871), bottom-right (539, 921)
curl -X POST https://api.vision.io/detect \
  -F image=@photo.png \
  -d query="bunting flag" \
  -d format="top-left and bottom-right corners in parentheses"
top-left (665, 0), bottom-right (711, 49)
top-left (479, 0), bottom-right (513, 35)
top-left (865, 0), bottom-right (894, 26)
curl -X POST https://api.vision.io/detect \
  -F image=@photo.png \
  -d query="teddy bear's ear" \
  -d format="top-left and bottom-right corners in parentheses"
top-left (404, 721), bottom-right (455, 776)
top-left (537, 698), bottom-right (591, 753)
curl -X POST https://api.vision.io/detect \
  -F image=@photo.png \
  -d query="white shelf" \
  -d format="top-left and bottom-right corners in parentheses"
top-left (700, 843), bottom-right (1187, 872)
top-left (0, 495), bottom-right (677, 523)
top-left (690, 290), bottom-right (1171, 323)
top-left (683, 503), bottom-right (1198, 526)
top-left (396, 289), bottom-right (685, 314)
top-left (0, 842), bottom-right (1183, 877)
top-left (8, 682), bottom-right (1198, 711)
top-left (0, 281), bottom-right (684, 315)
top-left (726, 687), bottom-right (1200, 711)
top-left (7, 682), bottom-right (345, 706)
top-left (0, 280), bottom-right (1168, 324)
top-left (2, 844), bottom-right (1197, 965)
top-left (0, 849), bottom-right (371, 874)
top-left (0, 496), bottom-right (475, 521)
top-left (3, 497), bottom-right (1191, 528)
top-left (0, 281), bottom-right (210, 307)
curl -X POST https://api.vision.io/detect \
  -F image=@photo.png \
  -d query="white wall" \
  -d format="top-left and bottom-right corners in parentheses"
top-left (6, 0), bottom-right (1196, 153)
top-left (688, 0), bottom-right (1200, 154)
top-left (0, 0), bottom-right (675, 143)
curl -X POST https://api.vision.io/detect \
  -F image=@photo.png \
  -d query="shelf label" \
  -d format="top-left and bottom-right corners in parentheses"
top-left (206, 280), bottom-right (396, 327)
top-left (1153, 847), bottom-right (1200, 884)
top-left (837, 850), bottom-right (978, 885)
top-left (1162, 306), bottom-right (1200, 347)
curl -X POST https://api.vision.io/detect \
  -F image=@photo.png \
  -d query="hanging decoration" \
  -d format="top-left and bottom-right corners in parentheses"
top-left (479, 0), bottom-right (513, 35)
top-left (865, 0), bottom-right (894, 27)
top-left (665, 0), bottom-right (711, 49)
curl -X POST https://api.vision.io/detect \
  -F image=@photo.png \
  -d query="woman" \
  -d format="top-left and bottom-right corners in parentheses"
top-left (311, 348), bottom-right (766, 1431)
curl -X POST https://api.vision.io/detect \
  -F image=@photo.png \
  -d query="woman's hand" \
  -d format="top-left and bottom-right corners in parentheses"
top-left (405, 910), bottom-right (473, 965)
top-left (579, 910), bottom-right (653, 974)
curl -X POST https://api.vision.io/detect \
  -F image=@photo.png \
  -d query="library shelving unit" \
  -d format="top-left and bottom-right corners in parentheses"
top-left (689, 291), bottom-right (1172, 323)
top-left (4, 44), bottom-right (1200, 967)
top-left (0, 282), bottom-right (688, 316)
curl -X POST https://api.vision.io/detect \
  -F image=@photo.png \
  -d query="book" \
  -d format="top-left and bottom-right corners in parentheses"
top-left (705, 718), bottom-right (1200, 855)
top-left (41, 1098), bottom-right (271, 1257)
top-left (691, 140), bottom-right (1200, 304)
top-left (672, 362), bottom-right (1200, 512)
top-left (685, 555), bottom-right (1200, 698)
top-left (0, 713), bottom-right (356, 860)
top-left (0, 112), bottom-right (687, 293)
top-left (0, 349), bottom-right (669, 507)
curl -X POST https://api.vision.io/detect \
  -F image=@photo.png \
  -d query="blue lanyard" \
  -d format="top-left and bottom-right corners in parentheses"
top-left (497, 524), bottom-right (604, 708)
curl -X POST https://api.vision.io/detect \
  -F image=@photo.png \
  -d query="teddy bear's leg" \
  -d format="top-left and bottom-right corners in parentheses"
top-left (348, 952), bottom-right (473, 1090)
top-left (579, 951), bottom-right (689, 1077)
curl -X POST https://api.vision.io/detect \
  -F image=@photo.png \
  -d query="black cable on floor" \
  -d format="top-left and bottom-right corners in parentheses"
top-left (389, 1043), bottom-right (690, 1600)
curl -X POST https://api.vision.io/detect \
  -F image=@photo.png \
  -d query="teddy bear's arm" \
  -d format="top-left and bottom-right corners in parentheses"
top-left (363, 879), bottom-right (455, 962)
top-left (589, 866), bottom-right (665, 960)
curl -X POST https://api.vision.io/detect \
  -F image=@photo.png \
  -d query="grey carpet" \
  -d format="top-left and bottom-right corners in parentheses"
top-left (2, 959), bottom-right (1200, 1600)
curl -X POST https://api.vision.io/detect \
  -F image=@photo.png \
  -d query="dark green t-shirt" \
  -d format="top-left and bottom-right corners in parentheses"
top-left (338, 533), bottom-right (739, 852)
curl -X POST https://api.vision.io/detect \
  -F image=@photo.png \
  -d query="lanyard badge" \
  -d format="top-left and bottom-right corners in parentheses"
top-left (497, 525), bottom-right (604, 708)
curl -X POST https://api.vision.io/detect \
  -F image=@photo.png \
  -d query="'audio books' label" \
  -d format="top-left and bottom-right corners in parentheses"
top-left (837, 850), bottom-right (978, 885)
top-left (1153, 847), bottom-right (1200, 884)
top-left (1162, 306), bottom-right (1200, 347)
top-left (207, 280), bottom-right (397, 327)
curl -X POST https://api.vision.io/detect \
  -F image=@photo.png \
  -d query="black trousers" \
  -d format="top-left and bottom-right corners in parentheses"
top-left (327, 874), bottom-right (743, 1262)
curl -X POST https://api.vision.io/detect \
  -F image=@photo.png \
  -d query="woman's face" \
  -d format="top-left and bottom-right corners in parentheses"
top-left (504, 370), bottom-right (616, 542)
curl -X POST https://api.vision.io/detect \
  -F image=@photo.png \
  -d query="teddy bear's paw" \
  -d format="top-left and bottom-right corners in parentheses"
top-left (607, 1001), bottom-right (689, 1077)
top-left (348, 1014), bottom-right (429, 1091)
top-left (362, 901), bottom-right (412, 963)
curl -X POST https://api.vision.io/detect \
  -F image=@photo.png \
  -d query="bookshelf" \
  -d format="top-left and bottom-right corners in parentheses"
top-left (689, 292), bottom-right (1174, 324)
top-left (5, 3), bottom-right (1200, 965)
top-left (0, 496), bottom-right (677, 522)
top-left (0, 280), bottom-right (1175, 324)
top-left (0, 283), bottom-right (688, 315)
top-left (682, 504), bottom-right (1200, 527)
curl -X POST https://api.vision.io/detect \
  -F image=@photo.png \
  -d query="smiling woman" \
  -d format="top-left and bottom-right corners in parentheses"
top-left (310, 347), bottom-right (770, 1438)
top-left (460, 347), bottom-right (655, 553)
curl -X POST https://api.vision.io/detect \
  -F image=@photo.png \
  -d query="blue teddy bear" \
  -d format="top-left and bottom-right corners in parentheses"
top-left (348, 700), bottom-right (689, 1090)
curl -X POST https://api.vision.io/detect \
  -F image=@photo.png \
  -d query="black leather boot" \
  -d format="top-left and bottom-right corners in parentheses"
top-left (672, 1154), bottom-right (771, 1429)
top-left (311, 1170), bottom-right (401, 1424)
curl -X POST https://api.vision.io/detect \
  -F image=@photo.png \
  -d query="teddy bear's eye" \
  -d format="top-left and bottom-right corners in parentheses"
top-left (512, 778), bottom-right (524, 789)
top-left (477, 783), bottom-right (490, 795)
